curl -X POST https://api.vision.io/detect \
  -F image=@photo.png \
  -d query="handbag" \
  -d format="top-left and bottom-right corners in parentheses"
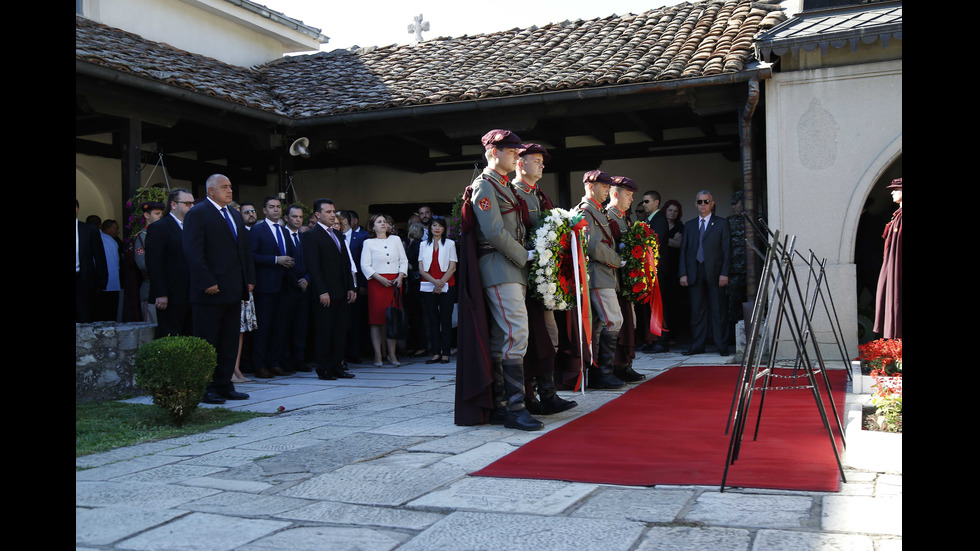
top-left (385, 285), bottom-right (408, 340)
top-left (241, 291), bottom-right (258, 332)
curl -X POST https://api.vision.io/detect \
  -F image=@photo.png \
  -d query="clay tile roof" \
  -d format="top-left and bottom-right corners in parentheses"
top-left (77, 0), bottom-right (787, 120)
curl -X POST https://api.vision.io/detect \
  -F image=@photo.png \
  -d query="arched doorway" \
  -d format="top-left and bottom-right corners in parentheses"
top-left (853, 154), bottom-right (902, 343)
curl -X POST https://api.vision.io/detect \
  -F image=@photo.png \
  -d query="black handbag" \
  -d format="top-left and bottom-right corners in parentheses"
top-left (385, 285), bottom-right (408, 340)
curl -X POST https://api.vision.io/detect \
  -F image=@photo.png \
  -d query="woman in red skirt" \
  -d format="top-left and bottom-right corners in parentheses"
top-left (360, 214), bottom-right (408, 366)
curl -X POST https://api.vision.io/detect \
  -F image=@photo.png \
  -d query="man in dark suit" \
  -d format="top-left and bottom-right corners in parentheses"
top-left (183, 174), bottom-right (256, 404)
top-left (678, 189), bottom-right (731, 356)
top-left (339, 210), bottom-right (367, 363)
top-left (77, 199), bottom-right (108, 323)
top-left (281, 204), bottom-right (311, 372)
top-left (247, 196), bottom-right (296, 379)
top-left (304, 198), bottom-right (356, 381)
top-left (635, 190), bottom-right (671, 353)
top-left (146, 188), bottom-right (194, 338)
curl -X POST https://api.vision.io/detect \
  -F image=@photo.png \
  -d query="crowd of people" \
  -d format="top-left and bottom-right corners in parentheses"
top-left (75, 133), bottom-right (746, 413)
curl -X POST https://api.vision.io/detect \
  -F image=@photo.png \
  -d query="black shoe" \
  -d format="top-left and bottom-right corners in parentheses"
top-left (504, 408), bottom-right (544, 431)
top-left (683, 348), bottom-right (704, 356)
top-left (614, 364), bottom-right (646, 383)
top-left (651, 342), bottom-right (670, 353)
top-left (537, 393), bottom-right (578, 414)
top-left (719, 347), bottom-right (731, 356)
top-left (426, 357), bottom-right (441, 364)
top-left (217, 390), bottom-right (249, 400)
top-left (202, 392), bottom-right (226, 404)
top-left (316, 369), bottom-right (337, 380)
top-left (333, 369), bottom-right (356, 379)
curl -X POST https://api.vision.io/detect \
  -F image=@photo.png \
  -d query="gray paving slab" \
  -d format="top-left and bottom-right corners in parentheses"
top-left (110, 464), bottom-right (229, 484)
top-left (397, 511), bottom-right (645, 551)
top-left (571, 487), bottom-right (696, 523)
top-left (821, 495), bottom-right (902, 536)
top-left (76, 507), bottom-right (187, 547)
top-left (276, 501), bottom-right (446, 530)
top-left (76, 481), bottom-right (220, 509)
top-left (281, 462), bottom-right (467, 505)
top-left (114, 512), bottom-right (290, 551)
top-left (635, 526), bottom-right (752, 551)
top-left (752, 529), bottom-right (875, 551)
top-left (408, 476), bottom-right (598, 514)
top-left (438, 441), bottom-right (517, 471)
top-left (76, 453), bottom-right (184, 481)
top-left (237, 526), bottom-right (406, 551)
top-left (180, 491), bottom-right (313, 516)
top-left (683, 492), bottom-right (815, 529)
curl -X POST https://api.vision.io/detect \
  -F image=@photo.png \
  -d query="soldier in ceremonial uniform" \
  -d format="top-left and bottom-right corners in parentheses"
top-left (468, 129), bottom-right (543, 431)
top-left (577, 170), bottom-right (627, 389)
top-left (607, 176), bottom-right (645, 383)
top-left (512, 143), bottom-right (578, 415)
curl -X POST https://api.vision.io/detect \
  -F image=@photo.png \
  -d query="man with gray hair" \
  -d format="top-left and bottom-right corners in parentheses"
top-left (678, 189), bottom-right (730, 356)
top-left (183, 174), bottom-right (256, 404)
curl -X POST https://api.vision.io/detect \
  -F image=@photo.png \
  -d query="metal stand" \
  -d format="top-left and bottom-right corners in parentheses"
top-left (721, 220), bottom-right (847, 492)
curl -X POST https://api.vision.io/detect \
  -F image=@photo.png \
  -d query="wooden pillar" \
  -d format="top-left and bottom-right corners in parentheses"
top-left (120, 118), bottom-right (142, 214)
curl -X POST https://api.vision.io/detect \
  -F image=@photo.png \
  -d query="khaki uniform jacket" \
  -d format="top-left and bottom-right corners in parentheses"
top-left (512, 179), bottom-right (549, 228)
top-left (471, 168), bottom-right (528, 288)
top-left (577, 197), bottom-right (621, 290)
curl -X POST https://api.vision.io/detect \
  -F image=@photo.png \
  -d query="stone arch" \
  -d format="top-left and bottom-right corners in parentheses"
top-left (75, 165), bottom-right (111, 221)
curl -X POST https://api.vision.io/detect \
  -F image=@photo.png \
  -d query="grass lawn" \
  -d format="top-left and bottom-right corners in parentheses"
top-left (76, 400), bottom-right (268, 459)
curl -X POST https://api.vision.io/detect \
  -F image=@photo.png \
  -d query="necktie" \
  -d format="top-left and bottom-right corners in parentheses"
top-left (275, 224), bottom-right (286, 256)
top-left (221, 207), bottom-right (237, 241)
top-left (697, 218), bottom-right (706, 263)
top-left (327, 228), bottom-right (341, 250)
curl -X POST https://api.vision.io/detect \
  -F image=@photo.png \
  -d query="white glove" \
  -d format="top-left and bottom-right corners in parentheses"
top-left (620, 260), bottom-right (627, 268)
top-left (527, 250), bottom-right (536, 261)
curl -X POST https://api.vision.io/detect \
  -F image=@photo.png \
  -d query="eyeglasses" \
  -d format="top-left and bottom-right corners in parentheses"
top-left (696, 199), bottom-right (712, 205)
top-left (176, 201), bottom-right (194, 207)
top-left (242, 209), bottom-right (256, 214)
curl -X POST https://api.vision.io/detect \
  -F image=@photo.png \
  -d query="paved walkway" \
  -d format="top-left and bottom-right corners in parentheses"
top-left (77, 350), bottom-right (901, 550)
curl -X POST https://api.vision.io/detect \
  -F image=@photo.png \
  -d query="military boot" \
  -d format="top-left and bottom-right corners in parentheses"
top-left (588, 331), bottom-right (627, 390)
top-left (502, 361), bottom-right (544, 431)
top-left (536, 369), bottom-right (578, 414)
top-left (614, 360), bottom-right (646, 383)
top-left (488, 358), bottom-right (507, 425)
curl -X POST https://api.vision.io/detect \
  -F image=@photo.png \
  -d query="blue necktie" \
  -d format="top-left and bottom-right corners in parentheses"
top-left (275, 224), bottom-right (286, 256)
top-left (697, 218), bottom-right (705, 263)
top-left (221, 207), bottom-right (237, 241)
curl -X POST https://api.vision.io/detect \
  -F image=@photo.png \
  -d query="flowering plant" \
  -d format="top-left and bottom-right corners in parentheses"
top-left (619, 221), bottom-right (660, 303)
top-left (869, 369), bottom-right (902, 432)
top-left (528, 208), bottom-right (587, 310)
top-left (856, 338), bottom-right (902, 376)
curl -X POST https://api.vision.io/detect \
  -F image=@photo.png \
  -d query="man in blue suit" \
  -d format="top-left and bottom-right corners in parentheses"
top-left (281, 204), bottom-right (311, 373)
top-left (248, 195), bottom-right (296, 378)
top-left (183, 174), bottom-right (256, 404)
top-left (678, 189), bottom-right (731, 356)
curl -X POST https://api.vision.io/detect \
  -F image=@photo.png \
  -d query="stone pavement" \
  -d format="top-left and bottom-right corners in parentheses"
top-left (77, 350), bottom-right (902, 551)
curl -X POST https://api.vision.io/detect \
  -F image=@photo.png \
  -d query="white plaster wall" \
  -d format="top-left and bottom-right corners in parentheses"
top-left (764, 59), bottom-right (902, 357)
top-left (83, 0), bottom-right (312, 67)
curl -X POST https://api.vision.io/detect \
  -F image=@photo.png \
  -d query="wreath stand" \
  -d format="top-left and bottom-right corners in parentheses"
top-left (720, 216), bottom-right (849, 492)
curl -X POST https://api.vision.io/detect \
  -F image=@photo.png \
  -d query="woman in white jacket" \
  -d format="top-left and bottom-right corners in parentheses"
top-left (418, 216), bottom-right (457, 364)
top-left (360, 214), bottom-right (408, 366)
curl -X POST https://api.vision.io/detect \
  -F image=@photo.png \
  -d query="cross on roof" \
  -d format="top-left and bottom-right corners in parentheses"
top-left (407, 14), bottom-right (430, 42)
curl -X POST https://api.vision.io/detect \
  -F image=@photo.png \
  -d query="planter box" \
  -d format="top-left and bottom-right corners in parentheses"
top-left (849, 360), bottom-right (874, 395)
top-left (844, 394), bottom-right (902, 474)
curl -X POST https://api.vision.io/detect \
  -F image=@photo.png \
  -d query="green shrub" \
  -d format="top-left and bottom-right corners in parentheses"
top-left (134, 336), bottom-right (216, 426)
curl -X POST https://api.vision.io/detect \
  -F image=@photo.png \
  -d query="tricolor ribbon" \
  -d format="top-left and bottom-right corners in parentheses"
top-left (645, 247), bottom-right (666, 337)
top-left (569, 215), bottom-right (591, 394)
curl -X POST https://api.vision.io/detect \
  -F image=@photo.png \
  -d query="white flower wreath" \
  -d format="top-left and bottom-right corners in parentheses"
top-left (528, 208), bottom-right (587, 311)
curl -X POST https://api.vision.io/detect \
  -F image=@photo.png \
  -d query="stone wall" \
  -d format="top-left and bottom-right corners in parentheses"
top-left (76, 322), bottom-right (155, 403)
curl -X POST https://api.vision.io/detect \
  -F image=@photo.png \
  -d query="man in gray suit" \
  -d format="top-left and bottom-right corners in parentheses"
top-left (679, 190), bottom-right (730, 356)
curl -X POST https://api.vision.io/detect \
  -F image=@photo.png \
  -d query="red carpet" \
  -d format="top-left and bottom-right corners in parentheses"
top-left (473, 365), bottom-right (847, 492)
